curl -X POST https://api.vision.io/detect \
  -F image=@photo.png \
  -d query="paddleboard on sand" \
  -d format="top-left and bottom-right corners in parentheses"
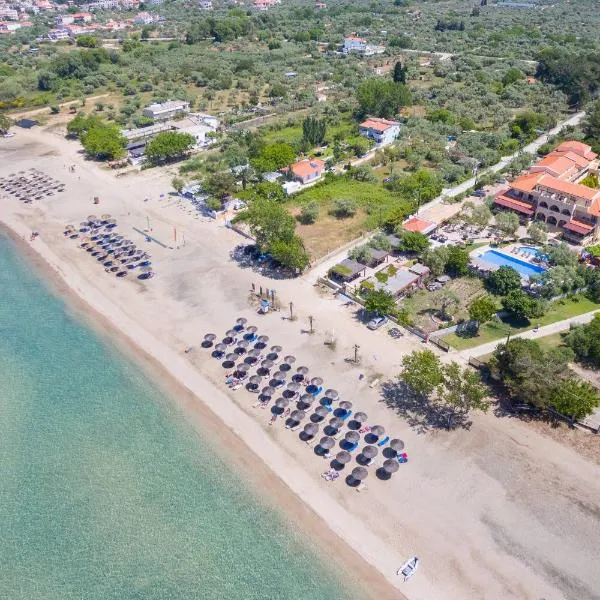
top-left (397, 556), bottom-right (419, 581)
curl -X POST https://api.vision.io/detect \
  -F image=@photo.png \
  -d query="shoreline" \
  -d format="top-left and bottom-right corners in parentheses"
top-left (0, 217), bottom-right (407, 599)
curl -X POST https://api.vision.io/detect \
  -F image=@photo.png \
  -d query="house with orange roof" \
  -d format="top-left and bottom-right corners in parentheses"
top-left (281, 158), bottom-right (325, 185)
top-left (401, 216), bottom-right (437, 235)
top-left (359, 117), bottom-right (400, 146)
top-left (493, 141), bottom-right (600, 244)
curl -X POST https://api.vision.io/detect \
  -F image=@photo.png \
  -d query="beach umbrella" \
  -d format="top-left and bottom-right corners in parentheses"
top-left (314, 406), bottom-right (330, 419)
top-left (236, 317), bottom-right (248, 325)
top-left (284, 355), bottom-right (296, 364)
top-left (370, 425), bottom-right (385, 438)
top-left (383, 459), bottom-right (400, 474)
top-left (215, 342), bottom-right (227, 352)
top-left (335, 451), bottom-right (352, 464)
top-left (87, 214), bottom-right (98, 222)
top-left (319, 436), bottom-right (335, 449)
top-left (248, 349), bottom-right (261, 358)
top-left (246, 325), bottom-right (258, 334)
top-left (275, 398), bottom-right (289, 409)
top-left (261, 359), bottom-right (274, 369)
top-left (339, 401), bottom-right (353, 412)
top-left (116, 270), bottom-right (128, 278)
top-left (141, 267), bottom-right (153, 274)
top-left (248, 374), bottom-right (262, 386)
top-left (328, 417), bottom-right (345, 431)
top-left (260, 386), bottom-right (275, 398)
top-left (236, 363), bottom-right (250, 373)
top-left (325, 389), bottom-right (339, 401)
top-left (303, 423), bottom-right (319, 437)
top-left (222, 335), bottom-right (235, 345)
top-left (296, 366), bottom-right (309, 375)
top-left (236, 339), bottom-right (249, 348)
top-left (271, 345), bottom-right (282, 352)
top-left (362, 445), bottom-right (379, 459)
top-left (311, 377), bottom-right (323, 386)
top-left (351, 467), bottom-right (369, 481)
top-left (258, 335), bottom-right (269, 343)
top-left (266, 352), bottom-right (279, 361)
top-left (101, 213), bottom-right (112, 221)
top-left (225, 353), bottom-right (237, 362)
top-left (353, 412), bottom-right (368, 423)
top-left (390, 439), bottom-right (405, 453)
top-left (286, 382), bottom-right (300, 392)
top-left (289, 410), bottom-right (306, 422)
top-left (345, 431), bottom-right (360, 444)
top-left (272, 370), bottom-right (286, 381)
top-left (226, 329), bottom-right (237, 338)
top-left (204, 333), bottom-right (217, 342)
top-left (297, 394), bottom-right (314, 409)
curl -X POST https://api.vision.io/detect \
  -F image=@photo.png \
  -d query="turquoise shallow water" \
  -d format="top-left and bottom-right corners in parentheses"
top-left (0, 232), bottom-right (358, 600)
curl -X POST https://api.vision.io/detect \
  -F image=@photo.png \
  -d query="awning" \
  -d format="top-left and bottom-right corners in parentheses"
top-left (494, 195), bottom-right (534, 216)
top-left (563, 219), bottom-right (594, 235)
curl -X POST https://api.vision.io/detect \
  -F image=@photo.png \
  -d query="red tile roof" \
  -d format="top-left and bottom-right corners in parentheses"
top-left (287, 158), bottom-right (325, 179)
top-left (494, 195), bottom-right (535, 216)
top-left (563, 220), bottom-right (594, 235)
top-left (532, 155), bottom-right (576, 178)
top-left (359, 118), bottom-right (399, 133)
top-left (402, 216), bottom-right (436, 233)
top-left (510, 172), bottom-right (543, 193)
top-left (537, 174), bottom-right (600, 201)
top-left (555, 141), bottom-right (597, 161)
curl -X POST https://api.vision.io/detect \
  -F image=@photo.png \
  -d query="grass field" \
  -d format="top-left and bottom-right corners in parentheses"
top-left (289, 178), bottom-right (406, 257)
top-left (445, 295), bottom-right (600, 350)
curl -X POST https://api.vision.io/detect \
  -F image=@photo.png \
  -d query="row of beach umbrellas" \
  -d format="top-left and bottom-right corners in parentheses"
top-left (0, 168), bottom-right (64, 202)
top-left (202, 318), bottom-right (407, 486)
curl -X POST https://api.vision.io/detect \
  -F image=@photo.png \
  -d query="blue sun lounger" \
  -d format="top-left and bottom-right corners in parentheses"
top-left (377, 435), bottom-right (390, 447)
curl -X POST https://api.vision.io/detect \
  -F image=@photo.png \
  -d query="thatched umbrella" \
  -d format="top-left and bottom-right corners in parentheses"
top-left (204, 333), bottom-right (217, 342)
top-left (353, 412), bottom-right (368, 423)
top-left (289, 410), bottom-right (306, 423)
top-left (236, 317), bottom-right (248, 326)
top-left (314, 406), bottom-right (330, 420)
top-left (257, 335), bottom-right (269, 343)
top-left (272, 370), bottom-right (286, 382)
top-left (234, 363), bottom-right (250, 378)
top-left (303, 423), bottom-right (319, 437)
top-left (297, 394), bottom-right (314, 410)
top-left (345, 431), bottom-right (360, 444)
top-left (284, 355), bottom-right (296, 364)
top-left (266, 351), bottom-right (279, 361)
top-left (390, 439), bottom-right (405, 453)
top-left (293, 366), bottom-right (309, 382)
top-left (351, 466), bottom-right (369, 481)
top-left (260, 386), bottom-right (275, 399)
top-left (338, 401), bottom-right (353, 412)
top-left (324, 389), bottom-right (339, 401)
top-left (214, 342), bottom-right (227, 353)
top-left (271, 345), bottom-right (282, 353)
top-left (226, 329), bottom-right (237, 338)
top-left (362, 445), bottom-right (379, 460)
top-left (383, 459), bottom-right (399, 474)
top-left (248, 348), bottom-right (261, 358)
top-left (286, 381), bottom-right (300, 392)
top-left (225, 352), bottom-right (237, 362)
top-left (246, 325), bottom-right (258, 334)
top-left (275, 397), bottom-right (289, 409)
top-left (247, 374), bottom-right (262, 391)
top-left (222, 334), bottom-right (236, 345)
top-left (319, 436), bottom-right (335, 450)
top-left (311, 377), bottom-right (323, 386)
top-left (370, 425), bottom-right (385, 438)
top-left (101, 213), bottom-right (112, 221)
top-left (335, 451), bottom-right (352, 465)
top-left (87, 214), bottom-right (98, 223)
top-left (327, 417), bottom-right (345, 434)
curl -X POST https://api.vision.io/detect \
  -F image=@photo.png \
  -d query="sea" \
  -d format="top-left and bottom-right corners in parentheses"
top-left (0, 230), bottom-right (359, 600)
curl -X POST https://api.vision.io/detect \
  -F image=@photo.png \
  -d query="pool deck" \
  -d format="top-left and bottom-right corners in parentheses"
top-left (470, 244), bottom-right (548, 278)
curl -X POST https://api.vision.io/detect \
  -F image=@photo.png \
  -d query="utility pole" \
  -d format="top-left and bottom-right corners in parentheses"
top-left (353, 344), bottom-right (360, 364)
top-left (289, 302), bottom-right (294, 321)
top-left (308, 315), bottom-right (314, 334)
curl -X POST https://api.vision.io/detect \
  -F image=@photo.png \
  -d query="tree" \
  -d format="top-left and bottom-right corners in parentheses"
top-left (364, 289), bottom-right (396, 316)
top-left (67, 113), bottom-right (103, 138)
top-left (145, 131), bottom-right (195, 163)
top-left (486, 265), bottom-right (521, 295)
top-left (235, 197), bottom-right (295, 250)
top-left (564, 314), bottom-right (600, 366)
top-left (547, 242), bottom-right (578, 267)
top-left (527, 222), bottom-right (547, 244)
top-left (369, 233), bottom-right (392, 252)
top-left (550, 378), bottom-right (600, 421)
top-left (468, 295), bottom-right (497, 329)
top-left (302, 117), bottom-right (326, 146)
top-left (536, 265), bottom-right (584, 299)
top-left (171, 176), bottom-right (185, 193)
top-left (400, 350), bottom-right (442, 397)
top-left (438, 362), bottom-right (490, 429)
top-left (502, 68), bottom-right (524, 87)
top-left (356, 79), bottom-right (412, 119)
top-left (445, 246), bottom-right (469, 277)
top-left (76, 35), bottom-right (98, 48)
top-left (298, 201), bottom-right (319, 224)
top-left (470, 204), bottom-right (492, 228)
top-left (395, 230), bottom-right (429, 254)
top-left (81, 122), bottom-right (126, 160)
top-left (0, 113), bottom-right (11, 135)
top-left (349, 244), bottom-right (371, 264)
top-left (494, 211), bottom-right (520, 238)
top-left (205, 172), bottom-right (237, 198)
top-left (501, 289), bottom-right (546, 321)
top-left (583, 100), bottom-right (600, 141)
top-left (269, 236), bottom-right (310, 272)
top-left (251, 142), bottom-right (296, 172)
top-left (392, 61), bottom-right (406, 84)
top-left (433, 289), bottom-right (459, 321)
top-left (422, 246), bottom-right (449, 277)
top-left (489, 338), bottom-right (573, 408)
top-left (332, 198), bottom-right (357, 218)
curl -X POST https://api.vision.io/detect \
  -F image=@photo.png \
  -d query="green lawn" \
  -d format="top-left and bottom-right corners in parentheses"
top-left (445, 295), bottom-right (600, 350)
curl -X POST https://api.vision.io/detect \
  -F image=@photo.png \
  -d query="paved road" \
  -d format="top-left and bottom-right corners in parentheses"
top-left (456, 308), bottom-right (600, 361)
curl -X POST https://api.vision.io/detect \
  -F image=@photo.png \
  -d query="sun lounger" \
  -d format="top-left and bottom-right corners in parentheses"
top-left (377, 435), bottom-right (390, 447)
top-left (340, 410), bottom-right (352, 421)
top-left (355, 483), bottom-right (367, 492)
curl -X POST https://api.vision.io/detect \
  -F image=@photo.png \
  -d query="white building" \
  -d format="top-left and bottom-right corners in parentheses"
top-left (359, 118), bottom-right (401, 146)
top-left (142, 100), bottom-right (190, 121)
top-left (47, 28), bottom-right (71, 41)
top-left (198, 0), bottom-right (213, 8)
top-left (343, 34), bottom-right (366, 54)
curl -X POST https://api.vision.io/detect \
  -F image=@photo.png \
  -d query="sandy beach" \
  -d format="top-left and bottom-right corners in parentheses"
top-left (2, 127), bottom-right (599, 600)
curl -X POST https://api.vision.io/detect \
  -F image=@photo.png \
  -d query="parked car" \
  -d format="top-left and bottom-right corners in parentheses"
top-left (367, 315), bottom-right (388, 330)
top-left (473, 189), bottom-right (487, 197)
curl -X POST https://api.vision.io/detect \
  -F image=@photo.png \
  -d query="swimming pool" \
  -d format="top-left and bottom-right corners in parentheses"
top-left (517, 246), bottom-right (549, 262)
top-left (477, 249), bottom-right (547, 278)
